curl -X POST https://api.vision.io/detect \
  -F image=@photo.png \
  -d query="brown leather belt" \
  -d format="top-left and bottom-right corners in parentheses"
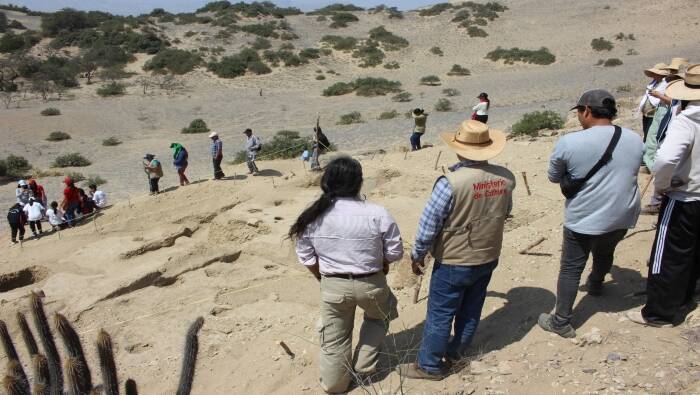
top-left (323, 271), bottom-right (379, 280)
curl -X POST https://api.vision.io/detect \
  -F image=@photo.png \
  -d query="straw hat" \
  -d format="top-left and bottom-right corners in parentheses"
top-left (209, 132), bottom-right (218, 138)
top-left (664, 57), bottom-right (689, 72)
top-left (440, 120), bottom-right (506, 161)
top-left (644, 63), bottom-right (670, 77)
top-left (665, 64), bottom-right (700, 100)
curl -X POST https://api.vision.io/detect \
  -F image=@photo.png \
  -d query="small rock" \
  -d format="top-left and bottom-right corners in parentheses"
top-left (463, 383), bottom-right (477, 395)
top-left (580, 327), bottom-right (603, 346)
top-left (268, 293), bottom-right (280, 302)
top-left (606, 352), bottom-right (622, 362)
top-left (582, 368), bottom-right (597, 374)
top-left (246, 219), bottom-right (262, 227)
top-left (469, 360), bottom-right (489, 375)
top-left (497, 361), bottom-right (512, 375)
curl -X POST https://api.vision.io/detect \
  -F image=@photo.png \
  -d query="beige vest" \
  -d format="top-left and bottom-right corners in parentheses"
top-left (431, 164), bottom-right (516, 266)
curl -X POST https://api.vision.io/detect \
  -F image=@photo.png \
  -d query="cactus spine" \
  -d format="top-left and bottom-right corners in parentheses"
top-left (29, 292), bottom-right (62, 395)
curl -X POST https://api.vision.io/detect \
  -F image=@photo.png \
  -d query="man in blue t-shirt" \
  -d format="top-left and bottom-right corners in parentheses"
top-left (539, 90), bottom-right (644, 338)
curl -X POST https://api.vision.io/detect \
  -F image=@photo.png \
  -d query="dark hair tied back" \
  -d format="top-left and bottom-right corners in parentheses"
top-left (288, 156), bottom-right (363, 239)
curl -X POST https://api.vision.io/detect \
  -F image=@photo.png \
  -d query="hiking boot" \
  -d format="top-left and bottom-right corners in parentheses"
top-left (538, 313), bottom-right (576, 338)
top-left (625, 310), bottom-right (673, 328)
top-left (641, 204), bottom-right (660, 215)
top-left (396, 363), bottom-right (445, 381)
top-left (585, 278), bottom-right (603, 296)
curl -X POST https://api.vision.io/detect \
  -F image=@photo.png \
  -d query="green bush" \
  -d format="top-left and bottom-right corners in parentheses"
top-left (63, 171), bottom-right (85, 183)
top-left (8, 19), bottom-right (24, 30)
top-left (467, 26), bottom-right (488, 37)
top-left (0, 159), bottom-right (5, 177)
top-left (419, 3), bottom-right (452, 16)
top-left (430, 46), bottom-right (444, 56)
top-left (309, 4), bottom-right (364, 15)
top-left (182, 118), bottom-right (210, 134)
top-left (486, 47), bottom-right (556, 65)
top-left (316, 15), bottom-right (327, 21)
top-left (41, 108), bottom-right (61, 116)
top-left (251, 37), bottom-right (271, 50)
top-left (378, 110), bottom-right (399, 120)
top-left (247, 60), bottom-right (271, 75)
top-left (232, 130), bottom-right (313, 164)
top-left (384, 61), bottom-right (400, 70)
top-left (0, 11), bottom-right (6, 33)
top-left (352, 42), bottom-right (385, 67)
top-left (2, 155), bottom-right (31, 178)
top-left (321, 35), bottom-right (357, 51)
top-left (281, 32), bottom-right (299, 41)
top-left (299, 48), bottom-right (321, 60)
top-left (323, 82), bottom-right (355, 96)
top-left (627, 49), bottom-right (639, 56)
top-left (97, 82), bottom-right (126, 97)
top-left (435, 98), bottom-right (453, 112)
top-left (53, 153), bottom-right (91, 168)
top-left (368, 26), bottom-right (409, 51)
top-left (591, 37), bottom-right (613, 51)
top-left (41, 8), bottom-right (97, 37)
top-left (144, 49), bottom-right (201, 75)
top-left (392, 92), bottom-right (412, 102)
top-left (209, 55), bottom-right (247, 78)
top-left (448, 64), bottom-right (471, 76)
top-left (511, 110), bottom-right (564, 136)
top-left (316, 75), bottom-right (326, 80)
top-left (323, 78), bottom-right (401, 97)
top-left (102, 137), bottom-right (122, 146)
top-left (241, 22), bottom-right (280, 38)
top-left (420, 75), bottom-right (441, 86)
top-left (280, 42), bottom-right (295, 50)
top-left (338, 111), bottom-right (363, 125)
top-left (443, 88), bottom-right (460, 97)
top-left (85, 175), bottom-right (107, 186)
top-left (330, 12), bottom-right (359, 28)
top-left (0, 31), bottom-right (40, 53)
top-left (452, 9), bottom-right (471, 22)
top-left (604, 58), bottom-right (623, 67)
top-left (46, 131), bottom-right (71, 142)
top-left (184, 31), bottom-right (197, 37)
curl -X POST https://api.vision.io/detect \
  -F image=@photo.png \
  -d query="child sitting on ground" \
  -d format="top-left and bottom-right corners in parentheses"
top-left (46, 201), bottom-right (67, 231)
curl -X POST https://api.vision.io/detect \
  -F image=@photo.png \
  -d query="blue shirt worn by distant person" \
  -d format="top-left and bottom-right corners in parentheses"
top-left (548, 125), bottom-right (644, 235)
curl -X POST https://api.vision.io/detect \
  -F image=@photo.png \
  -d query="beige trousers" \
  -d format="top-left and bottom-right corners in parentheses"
top-left (318, 272), bottom-right (392, 393)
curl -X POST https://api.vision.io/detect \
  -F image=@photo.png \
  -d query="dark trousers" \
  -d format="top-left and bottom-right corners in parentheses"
top-left (177, 166), bottom-right (189, 185)
top-left (643, 198), bottom-right (700, 325)
top-left (475, 115), bottom-right (489, 124)
top-left (10, 225), bottom-right (25, 241)
top-left (149, 177), bottom-right (160, 193)
top-left (642, 116), bottom-right (654, 142)
top-left (417, 260), bottom-right (497, 373)
top-left (552, 227), bottom-right (627, 327)
top-left (410, 132), bottom-right (423, 151)
top-left (29, 220), bottom-right (42, 234)
top-left (213, 156), bottom-right (225, 179)
top-left (64, 202), bottom-right (80, 226)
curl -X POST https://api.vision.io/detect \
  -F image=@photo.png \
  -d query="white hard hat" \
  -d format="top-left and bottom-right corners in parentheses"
top-left (209, 132), bottom-right (218, 138)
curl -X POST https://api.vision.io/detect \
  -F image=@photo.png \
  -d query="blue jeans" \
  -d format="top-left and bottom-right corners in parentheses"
top-left (64, 202), bottom-right (80, 226)
top-left (417, 260), bottom-right (497, 373)
top-left (410, 132), bottom-right (422, 151)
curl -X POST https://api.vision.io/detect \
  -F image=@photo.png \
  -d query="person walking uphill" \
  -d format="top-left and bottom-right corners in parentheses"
top-left (290, 156), bottom-right (404, 393)
top-left (539, 90), bottom-right (644, 338)
top-left (7, 203), bottom-right (26, 244)
top-left (23, 197), bottom-right (44, 238)
top-left (472, 92), bottom-right (490, 124)
top-left (411, 108), bottom-right (428, 151)
top-left (143, 154), bottom-right (163, 195)
top-left (210, 132), bottom-right (225, 180)
top-left (243, 128), bottom-right (261, 175)
top-left (398, 120), bottom-right (515, 380)
top-left (170, 143), bottom-right (190, 186)
top-left (627, 65), bottom-right (700, 327)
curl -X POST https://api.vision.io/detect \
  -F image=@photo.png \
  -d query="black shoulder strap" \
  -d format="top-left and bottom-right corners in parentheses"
top-left (581, 125), bottom-right (622, 182)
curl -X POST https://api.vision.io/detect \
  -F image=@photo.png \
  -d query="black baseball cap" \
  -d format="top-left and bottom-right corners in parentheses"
top-left (570, 89), bottom-right (616, 111)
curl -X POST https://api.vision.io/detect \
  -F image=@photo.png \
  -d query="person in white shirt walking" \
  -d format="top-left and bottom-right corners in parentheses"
top-left (290, 156), bottom-right (404, 393)
top-left (88, 184), bottom-right (107, 208)
top-left (472, 92), bottom-right (490, 124)
top-left (627, 64), bottom-right (700, 327)
top-left (46, 201), bottom-right (66, 231)
top-left (243, 128), bottom-right (261, 175)
top-left (23, 197), bottom-right (44, 238)
top-left (639, 63), bottom-right (670, 141)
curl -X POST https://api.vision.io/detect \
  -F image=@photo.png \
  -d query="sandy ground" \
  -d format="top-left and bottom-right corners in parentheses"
top-left (1, 0), bottom-right (700, 393)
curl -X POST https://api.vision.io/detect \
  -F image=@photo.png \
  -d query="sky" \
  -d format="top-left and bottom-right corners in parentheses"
top-left (2, 0), bottom-right (442, 15)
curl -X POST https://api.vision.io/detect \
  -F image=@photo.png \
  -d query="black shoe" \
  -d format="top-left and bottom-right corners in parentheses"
top-left (538, 313), bottom-right (576, 338)
top-left (586, 278), bottom-right (603, 297)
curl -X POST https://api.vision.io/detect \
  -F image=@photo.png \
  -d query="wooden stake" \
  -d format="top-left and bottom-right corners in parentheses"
top-left (640, 175), bottom-right (654, 199)
top-left (403, 151), bottom-right (408, 160)
top-left (233, 172), bottom-right (236, 185)
top-left (441, 166), bottom-right (446, 174)
top-left (519, 237), bottom-right (546, 255)
top-left (272, 177), bottom-right (276, 188)
top-left (434, 151), bottom-right (442, 170)
top-left (277, 341), bottom-right (295, 359)
top-left (521, 171), bottom-right (532, 196)
top-left (413, 275), bottom-right (423, 304)
top-left (371, 152), bottom-right (376, 160)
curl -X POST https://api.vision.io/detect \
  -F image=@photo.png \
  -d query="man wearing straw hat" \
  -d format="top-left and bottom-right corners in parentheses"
top-left (639, 63), bottom-right (670, 142)
top-left (397, 120), bottom-right (515, 380)
top-left (627, 64), bottom-right (700, 327)
top-left (539, 90), bottom-right (644, 338)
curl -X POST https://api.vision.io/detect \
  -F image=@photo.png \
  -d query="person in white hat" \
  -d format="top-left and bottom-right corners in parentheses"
top-left (210, 132), bottom-right (225, 180)
top-left (627, 64), bottom-right (700, 327)
top-left (639, 63), bottom-right (670, 141)
top-left (397, 120), bottom-right (515, 380)
top-left (15, 179), bottom-right (31, 207)
top-left (539, 90), bottom-right (644, 338)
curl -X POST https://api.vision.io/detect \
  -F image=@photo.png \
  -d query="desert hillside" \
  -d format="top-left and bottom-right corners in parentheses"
top-left (0, 1), bottom-right (699, 394)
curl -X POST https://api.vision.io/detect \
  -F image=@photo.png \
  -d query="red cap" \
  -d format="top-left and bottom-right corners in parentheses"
top-left (64, 176), bottom-right (72, 184)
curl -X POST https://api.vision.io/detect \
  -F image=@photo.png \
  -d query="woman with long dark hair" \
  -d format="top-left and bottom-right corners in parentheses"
top-left (289, 156), bottom-right (404, 394)
top-left (472, 92), bottom-right (490, 123)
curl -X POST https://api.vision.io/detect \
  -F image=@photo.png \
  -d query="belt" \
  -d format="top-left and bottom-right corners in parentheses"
top-left (323, 271), bottom-right (379, 280)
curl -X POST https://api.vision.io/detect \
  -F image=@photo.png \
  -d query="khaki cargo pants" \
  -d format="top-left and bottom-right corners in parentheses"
top-left (318, 272), bottom-right (392, 393)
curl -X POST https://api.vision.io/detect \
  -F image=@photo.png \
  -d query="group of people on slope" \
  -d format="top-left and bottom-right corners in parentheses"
top-left (8, 176), bottom-right (107, 244)
top-left (291, 75), bottom-right (700, 391)
top-left (409, 92), bottom-right (490, 151)
top-left (142, 129), bottom-right (262, 195)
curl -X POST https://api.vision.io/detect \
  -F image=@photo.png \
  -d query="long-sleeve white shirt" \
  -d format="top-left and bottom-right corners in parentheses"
top-left (295, 198), bottom-right (404, 275)
top-left (472, 102), bottom-right (489, 116)
top-left (638, 79), bottom-right (669, 114)
top-left (653, 102), bottom-right (700, 202)
top-left (23, 202), bottom-right (44, 221)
